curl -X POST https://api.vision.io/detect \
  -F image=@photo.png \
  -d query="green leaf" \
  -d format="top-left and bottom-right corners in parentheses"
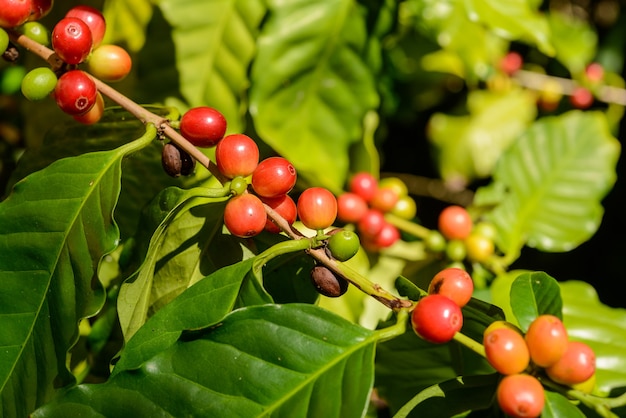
top-left (102, 0), bottom-right (153, 52)
top-left (250, 0), bottom-right (380, 193)
top-left (560, 280), bottom-right (626, 396)
top-left (509, 272), bottom-right (563, 331)
top-left (375, 327), bottom-right (492, 415)
top-left (476, 111), bottom-right (620, 260)
top-left (118, 194), bottom-right (247, 340)
top-left (154, 0), bottom-right (266, 134)
top-left (428, 88), bottom-right (537, 185)
top-left (543, 390), bottom-right (587, 418)
top-left (464, 0), bottom-right (554, 56)
top-left (34, 304), bottom-right (376, 418)
top-left (114, 258), bottom-right (256, 373)
top-left (413, 0), bottom-right (507, 82)
top-left (392, 374), bottom-right (499, 418)
top-left (0, 127), bottom-right (155, 416)
top-left (549, 11), bottom-right (597, 75)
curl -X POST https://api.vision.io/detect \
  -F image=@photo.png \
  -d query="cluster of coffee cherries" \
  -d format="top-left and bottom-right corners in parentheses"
top-left (336, 172), bottom-right (416, 251)
top-left (497, 50), bottom-right (602, 111)
top-left (425, 205), bottom-right (497, 265)
top-left (410, 267), bottom-right (473, 344)
top-left (169, 106), bottom-right (348, 242)
top-left (1, 3), bottom-right (132, 125)
top-left (484, 316), bottom-right (596, 417)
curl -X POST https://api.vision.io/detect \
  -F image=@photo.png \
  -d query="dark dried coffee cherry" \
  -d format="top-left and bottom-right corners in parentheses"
top-left (310, 265), bottom-right (349, 298)
top-left (161, 142), bottom-right (196, 177)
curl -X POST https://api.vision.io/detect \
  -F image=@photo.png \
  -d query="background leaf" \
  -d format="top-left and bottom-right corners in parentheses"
top-left (153, 0), bottom-right (266, 134)
top-left (475, 110), bottom-right (620, 260)
top-left (250, 0), bottom-right (380, 193)
top-left (0, 131), bottom-right (153, 415)
top-left (34, 304), bottom-right (376, 418)
top-left (509, 271), bottom-right (563, 330)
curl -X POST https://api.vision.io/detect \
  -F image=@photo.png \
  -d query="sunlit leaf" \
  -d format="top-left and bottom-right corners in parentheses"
top-left (102, 0), bottom-right (153, 51)
top-left (34, 304), bottom-right (376, 418)
top-left (509, 271), bottom-right (563, 330)
top-left (549, 11), bottom-right (597, 75)
top-left (154, 0), bottom-right (266, 134)
top-left (464, 0), bottom-right (554, 56)
top-left (250, 0), bottom-right (379, 193)
top-left (475, 111), bottom-right (620, 260)
top-left (429, 87), bottom-right (537, 185)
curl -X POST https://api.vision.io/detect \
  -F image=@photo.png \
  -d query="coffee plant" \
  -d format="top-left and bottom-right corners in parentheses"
top-left (1, 0), bottom-right (626, 417)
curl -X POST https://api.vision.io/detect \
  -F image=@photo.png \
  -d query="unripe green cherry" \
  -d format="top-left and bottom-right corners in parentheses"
top-left (21, 67), bottom-right (57, 101)
top-left (328, 229), bottom-right (360, 261)
top-left (229, 176), bottom-right (249, 196)
top-left (0, 29), bottom-right (9, 53)
top-left (425, 230), bottom-right (446, 252)
top-left (446, 239), bottom-right (467, 261)
top-left (19, 22), bottom-right (50, 46)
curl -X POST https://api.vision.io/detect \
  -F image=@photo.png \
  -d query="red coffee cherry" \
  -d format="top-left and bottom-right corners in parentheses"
top-left (0, 0), bottom-right (32, 28)
top-left (570, 87), bottom-right (594, 109)
top-left (29, 0), bottom-right (53, 21)
top-left (54, 70), bottom-right (97, 115)
top-left (499, 51), bottom-right (523, 75)
top-left (261, 194), bottom-right (297, 234)
top-left (349, 172), bottom-right (378, 202)
top-left (411, 294), bottom-right (463, 344)
top-left (497, 374), bottom-right (545, 418)
top-left (438, 205), bottom-right (473, 240)
top-left (87, 44), bottom-right (132, 82)
top-left (223, 193), bottom-right (267, 238)
top-left (297, 187), bottom-right (337, 231)
top-left (73, 91), bottom-right (104, 125)
top-left (337, 192), bottom-right (368, 223)
top-left (179, 106), bottom-right (227, 148)
top-left (546, 341), bottom-right (596, 386)
top-left (484, 327), bottom-right (530, 375)
top-left (51, 17), bottom-right (93, 65)
top-left (370, 186), bottom-right (399, 213)
top-left (370, 222), bottom-right (400, 248)
top-left (251, 156), bottom-right (297, 198)
top-left (428, 267), bottom-right (473, 308)
top-left (65, 5), bottom-right (106, 48)
top-left (215, 133), bottom-right (259, 179)
top-left (357, 209), bottom-right (385, 238)
top-left (525, 315), bottom-right (569, 368)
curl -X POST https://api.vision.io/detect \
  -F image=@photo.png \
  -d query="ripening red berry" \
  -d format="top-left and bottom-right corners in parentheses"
top-left (65, 5), bottom-right (106, 48)
top-left (497, 374), bottom-right (545, 418)
top-left (0, 0), bottom-right (32, 28)
top-left (215, 133), bottom-right (259, 179)
top-left (411, 294), bottom-right (463, 344)
top-left (438, 205), bottom-right (473, 240)
top-left (223, 193), bottom-right (267, 238)
top-left (261, 194), bottom-right (297, 234)
top-left (499, 51), bottom-right (523, 75)
top-left (357, 209), bottom-right (385, 238)
top-left (371, 222), bottom-right (400, 248)
top-left (546, 341), bottom-right (596, 386)
top-left (51, 17), bottom-right (93, 65)
top-left (179, 106), bottom-right (227, 148)
top-left (428, 267), bottom-right (473, 308)
top-left (484, 327), bottom-right (530, 375)
top-left (87, 44), bottom-right (132, 82)
top-left (251, 156), bottom-right (297, 198)
top-left (349, 172), bottom-right (378, 202)
top-left (297, 187), bottom-right (337, 231)
top-left (73, 91), bottom-right (104, 125)
top-left (29, 0), bottom-right (53, 21)
top-left (585, 62), bottom-right (604, 83)
top-left (525, 315), bottom-right (569, 368)
top-left (370, 186), bottom-right (399, 213)
top-left (570, 87), bottom-right (594, 109)
top-left (337, 192), bottom-right (368, 223)
top-left (54, 70), bottom-right (98, 115)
